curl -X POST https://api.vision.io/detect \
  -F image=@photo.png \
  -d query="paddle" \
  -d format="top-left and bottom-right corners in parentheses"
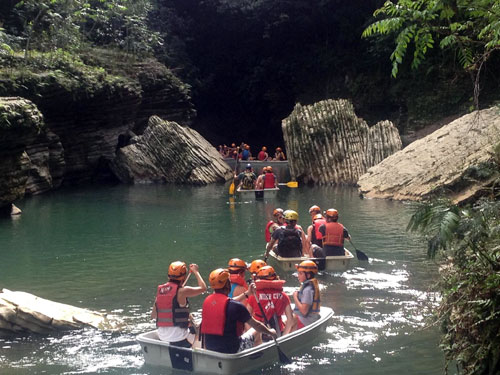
top-left (348, 239), bottom-right (369, 261)
top-left (278, 181), bottom-right (298, 188)
top-left (252, 290), bottom-right (292, 365)
top-left (228, 157), bottom-right (239, 195)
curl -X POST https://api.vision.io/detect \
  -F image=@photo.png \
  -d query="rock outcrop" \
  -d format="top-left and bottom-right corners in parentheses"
top-left (0, 289), bottom-right (120, 335)
top-left (357, 107), bottom-right (500, 202)
top-left (0, 97), bottom-right (65, 208)
top-left (111, 116), bottom-right (233, 184)
top-left (282, 99), bottom-right (402, 184)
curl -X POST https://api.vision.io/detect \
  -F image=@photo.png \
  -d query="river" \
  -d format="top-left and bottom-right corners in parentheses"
top-left (0, 184), bottom-right (445, 374)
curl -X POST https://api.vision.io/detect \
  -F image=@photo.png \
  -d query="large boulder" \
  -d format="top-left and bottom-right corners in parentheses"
top-left (0, 97), bottom-right (65, 209)
top-left (111, 116), bottom-right (233, 184)
top-left (357, 107), bottom-right (500, 202)
top-left (282, 99), bottom-right (402, 184)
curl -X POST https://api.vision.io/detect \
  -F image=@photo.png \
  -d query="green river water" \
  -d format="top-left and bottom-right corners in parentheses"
top-left (0, 184), bottom-right (447, 374)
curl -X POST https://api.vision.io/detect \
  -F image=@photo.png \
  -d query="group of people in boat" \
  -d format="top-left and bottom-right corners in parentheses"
top-left (151, 258), bottom-right (320, 354)
top-left (234, 164), bottom-right (278, 191)
top-left (219, 143), bottom-right (287, 161)
top-left (264, 205), bottom-right (351, 259)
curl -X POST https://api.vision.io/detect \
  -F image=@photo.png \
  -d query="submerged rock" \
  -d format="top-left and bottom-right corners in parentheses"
top-left (357, 107), bottom-right (500, 202)
top-left (282, 99), bottom-right (402, 184)
top-left (111, 116), bottom-right (233, 184)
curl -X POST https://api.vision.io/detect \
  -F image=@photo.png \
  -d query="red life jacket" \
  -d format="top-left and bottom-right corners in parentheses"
top-left (322, 222), bottom-right (345, 247)
top-left (257, 151), bottom-right (267, 161)
top-left (250, 279), bottom-right (288, 331)
top-left (230, 273), bottom-right (248, 289)
top-left (263, 173), bottom-right (276, 189)
top-left (155, 282), bottom-right (190, 328)
top-left (265, 220), bottom-right (276, 242)
top-left (201, 293), bottom-right (244, 336)
top-left (311, 219), bottom-right (326, 246)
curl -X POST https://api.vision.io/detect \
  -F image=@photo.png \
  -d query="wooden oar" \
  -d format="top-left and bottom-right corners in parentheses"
top-left (252, 290), bottom-right (292, 364)
top-left (348, 239), bottom-right (369, 261)
top-left (278, 181), bottom-right (298, 188)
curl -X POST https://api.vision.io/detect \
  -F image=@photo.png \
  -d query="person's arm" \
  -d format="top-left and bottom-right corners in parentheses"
top-left (306, 225), bottom-right (313, 250)
top-left (293, 290), bottom-right (311, 316)
top-left (234, 282), bottom-right (254, 303)
top-left (246, 316), bottom-right (277, 338)
top-left (301, 229), bottom-right (311, 257)
top-left (178, 264), bottom-right (207, 302)
top-left (151, 299), bottom-right (157, 319)
top-left (344, 228), bottom-right (351, 240)
top-left (265, 238), bottom-right (277, 259)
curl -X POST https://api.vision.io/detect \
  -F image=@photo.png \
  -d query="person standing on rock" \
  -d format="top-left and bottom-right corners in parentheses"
top-left (257, 147), bottom-right (268, 161)
top-left (318, 209), bottom-right (350, 256)
top-left (274, 147), bottom-right (286, 161)
top-left (151, 261), bottom-right (207, 347)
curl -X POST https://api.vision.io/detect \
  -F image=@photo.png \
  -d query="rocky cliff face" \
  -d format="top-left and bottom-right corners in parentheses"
top-left (111, 116), bottom-right (233, 184)
top-left (0, 97), bottom-right (65, 207)
top-left (357, 107), bottom-right (500, 203)
top-left (282, 99), bottom-right (402, 184)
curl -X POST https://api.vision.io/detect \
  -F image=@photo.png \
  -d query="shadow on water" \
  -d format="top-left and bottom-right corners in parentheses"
top-left (0, 184), bottom-right (445, 374)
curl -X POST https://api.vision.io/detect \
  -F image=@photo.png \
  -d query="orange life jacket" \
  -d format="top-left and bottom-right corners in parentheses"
top-left (299, 278), bottom-right (321, 314)
top-left (251, 279), bottom-right (288, 331)
top-left (229, 273), bottom-right (248, 298)
top-left (263, 173), bottom-right (276, 189)
top-left (322, 222), bottom-right (345, 247)
top-left (201, 293), bottom-right (244, 336)
top-left (312, 219), bottom-right (326, 246)
top-left (155, 282), bottom-right (190, 328)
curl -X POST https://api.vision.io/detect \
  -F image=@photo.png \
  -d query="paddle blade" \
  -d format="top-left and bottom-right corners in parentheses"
top-left (229, 181), bottom-right (235, 195)
top-left (277, 344), bottom-right (292, 364)
top-left (287, 181), bottom-right (298, 188)
top-left (356, 249), bottom-right (369, 261)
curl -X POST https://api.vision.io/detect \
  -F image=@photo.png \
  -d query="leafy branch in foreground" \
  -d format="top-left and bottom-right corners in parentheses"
top-left (362, 0), bottom-right (500, 108)
top-left (408, 197), bottom-right (500, 375)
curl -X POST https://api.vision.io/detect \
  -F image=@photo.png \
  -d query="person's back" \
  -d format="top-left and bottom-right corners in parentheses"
top-left (276, 226), bottom-right (302, 257)
top-left (262, 167), bottom-right (277, 189)
top-left (319, 208), bottom-right (350, 256)
top-left (257, 147), bottom-right (268, 161)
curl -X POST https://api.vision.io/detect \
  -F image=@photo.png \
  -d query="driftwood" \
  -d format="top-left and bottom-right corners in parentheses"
top-left (0, 289), bottom-right (121, 336)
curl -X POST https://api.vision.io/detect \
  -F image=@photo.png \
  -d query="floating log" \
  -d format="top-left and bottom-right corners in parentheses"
top-left (0, 289), bottom-right (121, 335)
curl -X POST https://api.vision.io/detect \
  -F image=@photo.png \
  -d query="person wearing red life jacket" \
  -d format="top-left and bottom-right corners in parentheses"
top-left (293, 260), bottom-right (321, 329)
top-left (307, 212), bottom-right (326, 248)
top-left (201, 268), bottom-right (276, 353)
top-left (262, 166), bottom-right (277, 189)
top-left (151, 261), bottom-right (207, 347)
top-left (255, 166), bottom-right (268, 190)
top-left (257, 146), bottom-right (268, 161)
top-left (247, 266), bottom-right (296, 336)
top-left (318, 208), bottom-right (350, 256)
top-left (264, 208), bottom-right (284, 243)
top-left (227, 258), bottom-right (248, 299)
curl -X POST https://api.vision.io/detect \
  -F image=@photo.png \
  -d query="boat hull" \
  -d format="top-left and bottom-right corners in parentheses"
top-left (269, 249), bottom-right (354, 272)
top-left (236, 187), bottom-right (279, 200)
top-left (137, 306), bottom-right (333, 374)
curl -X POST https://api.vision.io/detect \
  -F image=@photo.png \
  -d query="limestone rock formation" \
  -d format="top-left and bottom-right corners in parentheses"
top-left (357, 107), bottom-right (500, 202)
top-left (111, 116), bottom-right (233, 184)
top-left (0, 289), bottom-right (120, 335)
top-left (0, 97), bottom-right (65, 209)
top-left (282, 99), bottom-right (402, 184)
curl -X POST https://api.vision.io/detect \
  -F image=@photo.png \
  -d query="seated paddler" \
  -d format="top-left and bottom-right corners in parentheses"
top-left (151, 261), bottom-right (207, 347)
top-left (201, 268), bottom-right (277, 353)
top-left (227, 258), bottom-right (248, 299)
top-left (265, 210), bottom-right (310, 259)
top-left (246, 266), bottom-right (296, 337)
top-left (293, 260), bottom-right (321, 329)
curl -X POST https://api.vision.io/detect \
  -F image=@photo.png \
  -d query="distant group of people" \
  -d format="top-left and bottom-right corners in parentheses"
top-left (264, 205), bottom-right (350, 259)
top-left (234, 164), bottom-right (278, 190)
top-left (152, 257), bottom-right (321, 354)
top-left (218, 143), bottom-right (286, 161)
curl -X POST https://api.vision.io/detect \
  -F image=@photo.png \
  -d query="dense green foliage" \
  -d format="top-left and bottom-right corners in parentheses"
top-left (362, 0), bottom-right (500, 108)
top-left (408, 159), bottom-right (500, 374)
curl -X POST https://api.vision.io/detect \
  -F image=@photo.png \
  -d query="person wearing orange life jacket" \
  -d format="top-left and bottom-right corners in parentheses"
top-left (318, 208), bottom-right (350, 256)
top-left (227, 258), bottom-right (248, 299)
top-left (201, 268), bottom-right (277, 353)
top-left (264, 208), bottom-right (284, 243)
top-left (248, 259), bottom-right (267, 281)
top-left (293, 260), bottom-right (321, 328)
top-left (246, 266), bottom-right (296, 336)
top-left (262, 166), bottom-right (277, 189)
top-left (151, 261), bottom-right (207, 347)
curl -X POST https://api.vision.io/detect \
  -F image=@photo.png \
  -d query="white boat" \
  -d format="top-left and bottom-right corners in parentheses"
top-left (236, 187), bottom-right (279, 200)
top-left (268, 249), bottom-right (354, 272)
top-left (137, 306), bottom-right (333, 374)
